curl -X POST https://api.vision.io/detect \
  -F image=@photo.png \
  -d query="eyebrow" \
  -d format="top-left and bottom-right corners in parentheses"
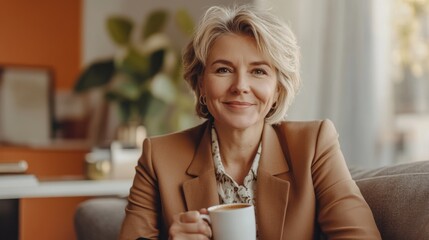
top-left (210, 59), bottom-right (272, 68)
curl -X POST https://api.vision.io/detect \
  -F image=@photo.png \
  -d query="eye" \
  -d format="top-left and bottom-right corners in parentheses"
top-left (215, 67), bottom-right (232, 74)
top-left (252, 68), bottom-right (268, 75)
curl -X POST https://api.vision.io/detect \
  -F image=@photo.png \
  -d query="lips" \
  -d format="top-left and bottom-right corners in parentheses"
top-left (224, 101), bottom-right (254, 107)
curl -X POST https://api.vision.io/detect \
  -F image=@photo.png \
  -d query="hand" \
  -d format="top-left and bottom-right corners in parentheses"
top-left (169, 209), bottom-right (212, 240)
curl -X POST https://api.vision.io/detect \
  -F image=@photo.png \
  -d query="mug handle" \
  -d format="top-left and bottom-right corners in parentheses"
top-left (200, 214), bottom-right (211, 225)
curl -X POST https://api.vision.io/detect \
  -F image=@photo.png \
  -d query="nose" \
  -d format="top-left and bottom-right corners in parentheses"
top-left (230, 72), bottom-right (250, 94)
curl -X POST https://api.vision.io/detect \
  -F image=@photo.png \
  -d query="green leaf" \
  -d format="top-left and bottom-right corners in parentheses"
top-left (137, 91), bottom-right (154, 120)
top-left (105, 91), bottom-right (123, 101)
top-left (120, 48), bottom-right (150, 76)
top-left (142, 10), bottom-right (168, 40)
top-left (175, 9), bottom-right (194, 37)
top-left (74, 60), bottom-right (115, 92)
top-left (151, 73), bottom-right (176, 103)
top-left (140, 93), bottom-right (168, 135)
top-left (117, 101), bottom-right (132, 123)
top-left (109, 80), bottom-right (140, 101)
top-left (107, 17), bottom-right (133, 46)
top-left (171, 57), bottom-right (183, 84)
top-left (149, 49), bottom-right (165, 77)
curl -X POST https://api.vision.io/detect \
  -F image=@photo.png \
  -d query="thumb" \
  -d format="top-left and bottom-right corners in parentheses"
top-left (199, 208), bottom-right (208, 214)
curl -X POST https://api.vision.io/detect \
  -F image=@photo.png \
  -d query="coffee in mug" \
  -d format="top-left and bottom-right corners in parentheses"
top-left (200, 203), bottom-right (256, 240)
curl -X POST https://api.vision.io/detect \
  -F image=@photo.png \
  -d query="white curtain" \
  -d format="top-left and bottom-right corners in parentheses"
top-left (256, 0), bottom-right (394, 168)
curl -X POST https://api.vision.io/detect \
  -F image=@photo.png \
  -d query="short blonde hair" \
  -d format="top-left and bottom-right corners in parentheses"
top-left (183, 5), bottom-right (301, 124)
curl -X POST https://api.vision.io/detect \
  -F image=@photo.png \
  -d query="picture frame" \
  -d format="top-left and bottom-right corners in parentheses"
top-left (0, 65), bottom-right (54, 146)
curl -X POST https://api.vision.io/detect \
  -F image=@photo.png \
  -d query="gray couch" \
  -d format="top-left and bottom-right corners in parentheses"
top-left (74, 161), bottom-right (429, 240)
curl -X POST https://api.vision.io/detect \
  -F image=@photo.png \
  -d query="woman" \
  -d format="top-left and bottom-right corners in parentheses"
top-left (120, 5), bottom-right (381, 240)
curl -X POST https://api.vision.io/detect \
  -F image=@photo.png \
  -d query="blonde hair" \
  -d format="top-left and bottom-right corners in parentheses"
top-left (183, 5), bottom-right (301, 124)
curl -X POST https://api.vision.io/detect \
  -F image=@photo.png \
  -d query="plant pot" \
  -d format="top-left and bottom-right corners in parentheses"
top-left (116, 121), bottom-right (147, 147)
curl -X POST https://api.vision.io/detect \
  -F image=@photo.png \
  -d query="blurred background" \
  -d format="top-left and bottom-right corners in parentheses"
top-left (1, 1), bottom-right (429, 239)
top-left (259, 0), bottom-right (429, 168)
top-left (1, 0), bottom-right (429, 169)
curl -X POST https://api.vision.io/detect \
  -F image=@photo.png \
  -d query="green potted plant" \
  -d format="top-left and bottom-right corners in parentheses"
top-left (74, 9), bottom-right (197, 145)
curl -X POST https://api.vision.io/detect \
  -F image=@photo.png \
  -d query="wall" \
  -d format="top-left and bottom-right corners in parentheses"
top-left (0, 0), bottom-right (81, 90)
top-left (82, 0), bottom-right (252, 66)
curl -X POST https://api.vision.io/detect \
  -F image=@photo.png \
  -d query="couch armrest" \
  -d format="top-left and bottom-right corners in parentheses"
top-left (74, 198), bottom-right (127, 240)
top-left (356, 173), bottom-right (429, 240)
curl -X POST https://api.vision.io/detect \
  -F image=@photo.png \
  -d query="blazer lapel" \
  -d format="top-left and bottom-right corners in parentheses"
top-left (256, 124), bottom-right (291, 240)
top-left (183, 123), bottom-right (220, 210)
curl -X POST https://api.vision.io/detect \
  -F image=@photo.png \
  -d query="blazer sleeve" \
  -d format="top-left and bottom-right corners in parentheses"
top-left (119, 138), bottom-right (162, 240)
top-left (312, 120), bottom-right (381, 239)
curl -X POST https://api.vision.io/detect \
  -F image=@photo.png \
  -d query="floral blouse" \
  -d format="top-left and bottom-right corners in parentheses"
top-left (211, 125), bottom-right (262, 204)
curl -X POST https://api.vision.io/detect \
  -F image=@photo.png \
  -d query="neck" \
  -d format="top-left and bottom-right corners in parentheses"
top-left (213, 121), bottom-right (263, 166)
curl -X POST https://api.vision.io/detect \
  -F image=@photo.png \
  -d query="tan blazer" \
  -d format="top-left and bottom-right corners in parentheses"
top-left (120, 120), bottom-right (381, 240)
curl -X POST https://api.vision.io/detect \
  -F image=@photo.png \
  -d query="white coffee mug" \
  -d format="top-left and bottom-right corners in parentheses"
top-left (200, 203), bottom-right (256, 240)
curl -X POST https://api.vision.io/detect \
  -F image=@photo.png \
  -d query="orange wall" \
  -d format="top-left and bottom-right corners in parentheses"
top-left (0, 0), bottom-right (81, 90)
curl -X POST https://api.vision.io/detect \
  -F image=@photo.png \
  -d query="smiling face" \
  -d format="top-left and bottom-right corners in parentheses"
top-left (201, 33), bottom-right (279, 131)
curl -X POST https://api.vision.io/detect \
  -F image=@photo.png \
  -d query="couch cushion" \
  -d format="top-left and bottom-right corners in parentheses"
top-left (356, 173), bottom-right (429, 240)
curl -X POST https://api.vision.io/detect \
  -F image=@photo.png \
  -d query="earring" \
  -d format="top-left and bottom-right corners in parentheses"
top-left (199, 104), bottom-right (209, 117)
top-left (199, 95), bottom-right (207, 105)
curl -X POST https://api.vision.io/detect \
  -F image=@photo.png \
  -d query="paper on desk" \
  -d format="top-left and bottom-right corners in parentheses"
top-left (0, 174), bottom-right (39, 188)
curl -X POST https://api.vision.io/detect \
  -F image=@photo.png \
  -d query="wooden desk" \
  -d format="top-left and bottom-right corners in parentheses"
top-left (0, 143), bottom-right (133, 240)
top-left (0, 178), bottom-right (132, 240)
top-left (0, 178), bottom-right (132, 200)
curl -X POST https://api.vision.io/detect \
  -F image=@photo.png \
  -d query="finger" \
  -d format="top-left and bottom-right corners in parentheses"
top-left (172, 211), bottom-right (212, 238)
top-left (172, 233), bottom-right (211, 240)
top-left (199, 208), bottom-right (209, 214)
top-left (170, 222), bottom-right (211, 238)
top-left (179, 211), bottom-right (200, 223)
top-left (182, 222), bottom-right (211, 235)
top-left (203, 222), bottom-right (212, 239)
top-left (198, 208), bottom-right (212, 238)
top-left (198, 220), bottom-right (212, 238)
